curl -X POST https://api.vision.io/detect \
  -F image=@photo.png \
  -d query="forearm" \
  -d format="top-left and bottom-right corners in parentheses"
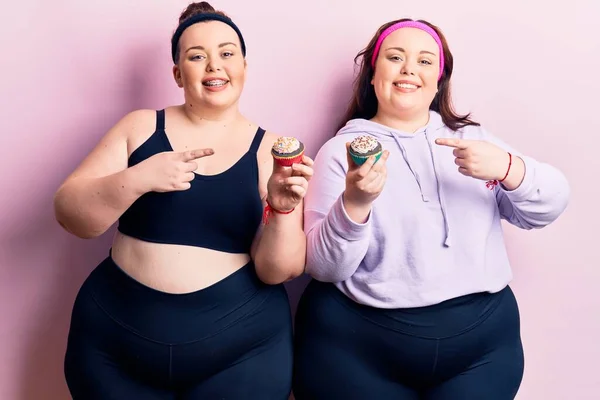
top-left (305, 194), bottom-right (371, 282)
top-left (254, 207), bottom-right (306, 285)
top-left (53, 167), bottom-right (144, 238)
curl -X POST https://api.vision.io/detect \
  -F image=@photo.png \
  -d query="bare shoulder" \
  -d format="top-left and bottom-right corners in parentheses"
top-left (120, 109), bottom-right (160, 153)
top-left (257, 131), bottom-right (279, 162)
top-left (111, 108), bottom-right (156, 133)
top-left (98, 108), bottom-right (157, 150)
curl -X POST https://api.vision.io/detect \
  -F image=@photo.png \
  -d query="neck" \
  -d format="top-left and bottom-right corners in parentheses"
top-left (182, 101), bottom-right (243, 127)
top-left (372, 108), bottom-right (431, 133)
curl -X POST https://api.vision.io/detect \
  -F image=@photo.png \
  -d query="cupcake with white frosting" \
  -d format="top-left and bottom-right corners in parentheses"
top-left (271, 136), bottom-right (305, 166)
top-left (348, 135), bottom-right (382, 165)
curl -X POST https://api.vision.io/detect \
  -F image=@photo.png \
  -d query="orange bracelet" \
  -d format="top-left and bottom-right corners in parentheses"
top-left (262, 199), bottom-right (295, 224)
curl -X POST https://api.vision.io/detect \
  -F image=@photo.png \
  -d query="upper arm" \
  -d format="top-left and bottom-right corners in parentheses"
top-left (59, 109), bottom-right (156, 186)
top-left (303, 138), bottom-right (348, 235)
top-left (256, 131), bottom-right (277, 202)
top-left (250, 131), bottom-right (275, 260)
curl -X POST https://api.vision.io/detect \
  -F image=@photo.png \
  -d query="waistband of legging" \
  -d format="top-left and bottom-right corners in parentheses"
top-left (321, 281), bottom-right (508, 339)
top-left (91, 253), bottom-right (265, 308)
top-left (79, 253), bottom-right (276, 343)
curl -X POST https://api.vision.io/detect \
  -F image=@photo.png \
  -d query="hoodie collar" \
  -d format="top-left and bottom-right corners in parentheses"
top-left (337, 111), bottom-right (452, 247)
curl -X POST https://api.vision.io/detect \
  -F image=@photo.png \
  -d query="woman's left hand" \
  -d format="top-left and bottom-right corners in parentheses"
top-left (435, 138), bottom-right (514, 181)
top-left (266, 155), bottom-right (314, 212)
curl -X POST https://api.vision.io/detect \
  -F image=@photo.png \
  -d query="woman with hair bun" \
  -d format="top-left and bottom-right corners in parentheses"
top-left (56, 2), bottom-right (312, 398)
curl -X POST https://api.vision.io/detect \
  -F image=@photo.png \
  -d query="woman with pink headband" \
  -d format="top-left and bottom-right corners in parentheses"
top-left (292, 18), bottom-right (569, 399)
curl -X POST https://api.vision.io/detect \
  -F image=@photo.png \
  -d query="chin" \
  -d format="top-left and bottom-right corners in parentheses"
top-left (204, 100), bottom-right (235, 110)
top-left (201, 92), bottom-right (239, 107)
top-left (392, 102), bottom-right (419, 113)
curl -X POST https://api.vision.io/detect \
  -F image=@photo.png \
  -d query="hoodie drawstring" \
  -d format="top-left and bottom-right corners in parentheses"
top-left (391, 130), bottom-right (451, 247)
top-left (424, 130), bottom-right (451, 247)
top-left (391, 135), bottom-right (429, 202)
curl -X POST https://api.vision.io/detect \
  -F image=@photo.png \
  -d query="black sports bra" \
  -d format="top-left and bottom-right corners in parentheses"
top-left (118, 109), bottom-right (265, 254)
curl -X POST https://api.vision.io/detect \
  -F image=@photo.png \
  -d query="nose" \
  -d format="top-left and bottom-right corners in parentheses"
top-left (400, 60), bottom-right (416, 76)
top-left (206, 57), bottom-right (222, 72)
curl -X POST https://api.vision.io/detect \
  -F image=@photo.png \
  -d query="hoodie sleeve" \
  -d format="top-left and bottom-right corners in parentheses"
top-left (481, 128), bottom-right (570, 229)
top-left (303, 137), bottom-right (372, 283)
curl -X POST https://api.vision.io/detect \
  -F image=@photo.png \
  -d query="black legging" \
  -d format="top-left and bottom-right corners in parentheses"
top-left (293, 279), bottom-right (524, 399)
top-left (64, 256), bottom-right (293, 399)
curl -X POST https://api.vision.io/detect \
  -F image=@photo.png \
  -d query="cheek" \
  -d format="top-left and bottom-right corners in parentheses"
top-left (372, 71), bottom-right (392, 96)
top-left (374, 64), bottom-right (396, 84)
top-left (371, 77), bottom-right (387, 102)
top-left (180, 65), bottom-right (199, 82)
top-left (421, 73), bottom-right (439, 95)
top-left (228, 61), bottom-right (246, 80)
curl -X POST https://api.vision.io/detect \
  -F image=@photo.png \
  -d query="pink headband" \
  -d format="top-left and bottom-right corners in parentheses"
top-left (371, 20), bottom-right (445, 80)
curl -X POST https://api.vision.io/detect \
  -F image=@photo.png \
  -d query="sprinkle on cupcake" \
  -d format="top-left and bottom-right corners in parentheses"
top-left (348, 135), bottom-right (383, 165)
top-left (350, 135), bottom-right (380, 154)
top-left (272, 137), bottom-right (301, 154)
top-left (271, 136), bottom-right (305, 166)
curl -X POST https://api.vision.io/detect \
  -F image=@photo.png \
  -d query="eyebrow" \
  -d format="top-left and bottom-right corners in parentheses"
top-left (385, 47), bottom-right (437, 56)
top-left (185, 42), bottom-right (238, 53)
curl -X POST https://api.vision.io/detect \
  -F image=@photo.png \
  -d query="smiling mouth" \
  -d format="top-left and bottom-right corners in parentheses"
top-left (393, 83), bottom-right (419, 89)
top-left (203, 79), bottom-right (229, 87)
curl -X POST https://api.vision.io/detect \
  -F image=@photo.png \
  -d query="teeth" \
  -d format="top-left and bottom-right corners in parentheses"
top-left (204, 80), bottom-right (227, 86)
top-left (394, 83), bottom-right (418, 89)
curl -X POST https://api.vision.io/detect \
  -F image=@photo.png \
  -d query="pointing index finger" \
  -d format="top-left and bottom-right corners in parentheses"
top-left (182, 148), bottom-right (214, 161)
top-left (435, 138), bottom-right (470, 149)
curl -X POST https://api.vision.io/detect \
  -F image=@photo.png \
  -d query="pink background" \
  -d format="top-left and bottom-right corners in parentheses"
top-left (1, 0), bottom-right (598, 399)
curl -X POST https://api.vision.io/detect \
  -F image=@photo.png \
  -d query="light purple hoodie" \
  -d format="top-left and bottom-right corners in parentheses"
top-left (303, 111), bottom-right (570, 308)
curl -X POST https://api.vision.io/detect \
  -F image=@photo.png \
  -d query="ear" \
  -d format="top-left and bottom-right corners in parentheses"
top-left (172, 65), bottom-right (183, 88)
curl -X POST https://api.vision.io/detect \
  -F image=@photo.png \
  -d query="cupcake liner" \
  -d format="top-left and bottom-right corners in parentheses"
top-left (273, 151), bottom-right (304, 166)
top-left (350, 150), bottom-right (382, 166)
top-left (348, 135), bottom-right (382, 166)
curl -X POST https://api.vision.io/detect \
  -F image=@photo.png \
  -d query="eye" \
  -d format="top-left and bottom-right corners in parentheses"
top-left (388, 55), bottom-right (403, 62)
top-left (420, 59), bottom-right (432, 65)
top-left (190, 54), bottom-right (205, 61)
top-left (222, 51), bottom-right (234, 58)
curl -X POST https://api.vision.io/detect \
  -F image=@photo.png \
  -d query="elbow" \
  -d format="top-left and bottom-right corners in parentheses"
top-left (53, 186), bottom-right (109, 239)
top-left (537, 166), bottom-right (571, 226)
top-left (535, 183), bottom-right (571, 228)
top-left (553, 178), bottom-right (571, 220)
top-left (304, 255), bottom-right (353, 284)
top-left (56, 216), bottom-right (103, 239)
top-left (512, 204), bottom-right (570, 230)
top-left (254, 255), bottom-right (306, 285)
top-left (304, 238), bottom-right (357, 283)
top-left (54, 202), bottom-right (104, 239)
top-left (508, 173), bottom-right (571, 230)
top-left (255, 265), bottom-right (303, 285)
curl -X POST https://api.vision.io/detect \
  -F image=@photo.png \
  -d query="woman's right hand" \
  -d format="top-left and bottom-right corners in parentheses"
top-left (343, 142), bottom-right (389, 223)
top-left (134, 148), bottom-right (214, 193)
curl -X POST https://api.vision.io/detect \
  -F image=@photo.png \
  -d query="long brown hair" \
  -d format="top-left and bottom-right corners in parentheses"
top-left (337, 18), bottom-right (479, 133)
